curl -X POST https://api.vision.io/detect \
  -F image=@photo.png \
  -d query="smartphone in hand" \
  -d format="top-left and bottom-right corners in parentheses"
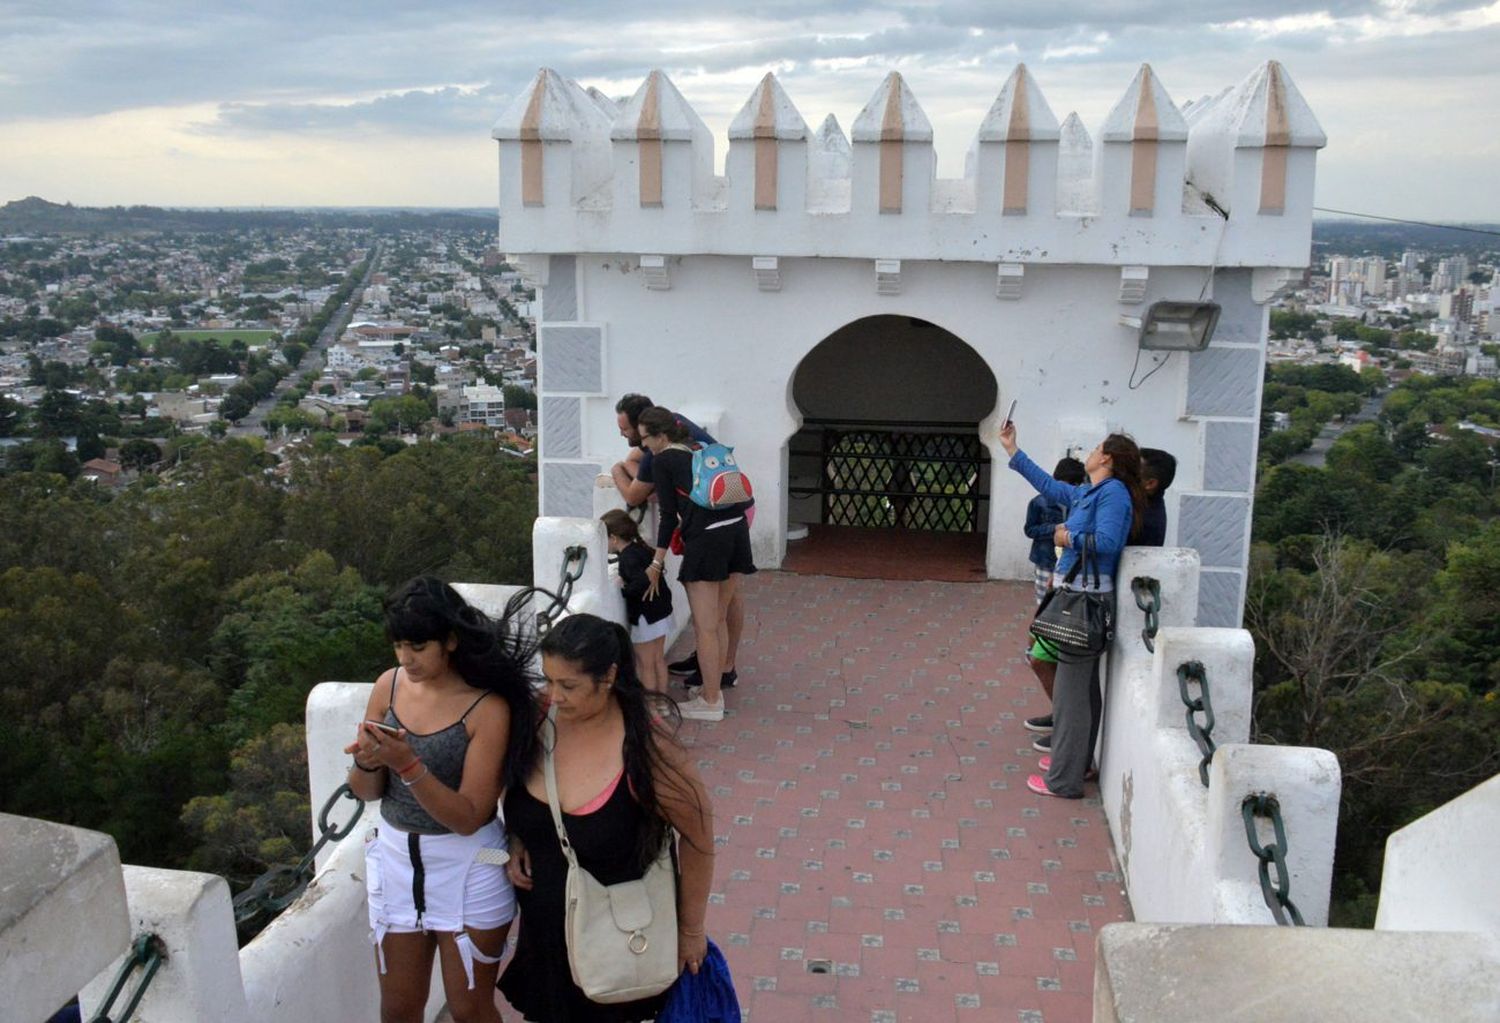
top-left (363, 719), bottom-right (402, 735)
top-left (1003, 399), bottom-right (1018, 426)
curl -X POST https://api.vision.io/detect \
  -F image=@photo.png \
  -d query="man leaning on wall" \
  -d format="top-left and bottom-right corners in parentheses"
top-left (609, 393), bottom-right (748, 689)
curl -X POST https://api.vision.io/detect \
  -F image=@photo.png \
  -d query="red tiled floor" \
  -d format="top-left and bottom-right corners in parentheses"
top-left (490, 571), bottom-right (1128, 1023)
top-left (782, 526), bottom-right (987, 582)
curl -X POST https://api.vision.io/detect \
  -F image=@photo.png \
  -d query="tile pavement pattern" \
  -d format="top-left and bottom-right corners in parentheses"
top-left (493, 571), bottom-right (1130, 1023)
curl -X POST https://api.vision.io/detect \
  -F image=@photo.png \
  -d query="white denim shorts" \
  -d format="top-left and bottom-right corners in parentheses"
top-left (364, 817), bottom-right (516, 988)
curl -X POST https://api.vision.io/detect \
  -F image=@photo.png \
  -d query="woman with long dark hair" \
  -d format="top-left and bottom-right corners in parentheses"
top-left (636, 405), bottom-right (754, 722)
top-left (999, 426), bottom-right (1145, 799)
top-left (499, 613), bottom-right (716, 1022)
top-left (344, 577), bottom-right (538, 1023)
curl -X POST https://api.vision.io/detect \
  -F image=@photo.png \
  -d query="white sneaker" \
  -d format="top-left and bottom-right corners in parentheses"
top-left (677, 694), bottom-right (725, 722)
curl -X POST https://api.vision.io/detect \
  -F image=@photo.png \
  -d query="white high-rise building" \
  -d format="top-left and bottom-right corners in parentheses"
top-left (1361, 257), bottom-right (1386, 298)
top-left (1400, 250), bottom-right (1421, 273)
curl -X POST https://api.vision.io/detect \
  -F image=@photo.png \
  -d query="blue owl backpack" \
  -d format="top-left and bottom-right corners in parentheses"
top-left (671, 442), bottom-right (753, 510)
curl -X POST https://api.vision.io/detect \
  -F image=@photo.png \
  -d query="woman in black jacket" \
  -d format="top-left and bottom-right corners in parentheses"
top-left (636, 406), bottom-right (755, 722)
top-left (602, 508), bottom-right (674, 692)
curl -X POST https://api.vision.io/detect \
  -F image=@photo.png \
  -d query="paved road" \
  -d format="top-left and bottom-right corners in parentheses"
top-left (234, 242), bottom-right (382, 435)
top-left (1289, 390), bottom-right (1387, 468)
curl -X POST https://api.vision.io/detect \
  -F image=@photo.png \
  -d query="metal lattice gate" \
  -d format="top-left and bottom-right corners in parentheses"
top-left (788, 419), bottom-right (989, 532)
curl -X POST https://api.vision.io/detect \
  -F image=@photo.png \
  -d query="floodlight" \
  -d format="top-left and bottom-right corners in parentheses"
top-left (1119, 301), bottom-right (1221, 352)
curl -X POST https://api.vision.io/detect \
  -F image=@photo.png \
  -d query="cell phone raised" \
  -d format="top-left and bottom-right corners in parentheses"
top-left (363, 719), bottom-right (402, 735)
top-left (1003, 398), bottom-right (1018, 426)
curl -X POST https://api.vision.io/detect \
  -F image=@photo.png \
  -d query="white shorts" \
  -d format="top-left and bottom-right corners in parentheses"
top-left (630, 615), bottom-right (672, 645)
top-left (364, 817), bottom-right (516, 988)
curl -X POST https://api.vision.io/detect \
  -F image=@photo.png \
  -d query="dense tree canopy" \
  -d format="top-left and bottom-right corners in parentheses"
top-left (0, 434), bottom-right (535, 894)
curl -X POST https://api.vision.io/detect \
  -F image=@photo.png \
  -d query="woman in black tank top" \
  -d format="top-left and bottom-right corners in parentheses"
top-left (499, 614), bottom-right (717, 1022)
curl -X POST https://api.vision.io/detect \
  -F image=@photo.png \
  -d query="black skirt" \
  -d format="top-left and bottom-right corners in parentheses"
top-left (678, 516), bottom-right (756, 583)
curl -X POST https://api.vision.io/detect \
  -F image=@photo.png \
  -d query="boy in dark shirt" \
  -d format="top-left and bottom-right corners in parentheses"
top-left (1023, 457), bottom-right (1087, 603)
top-left (1138, 448), bottom-right (1177, 547)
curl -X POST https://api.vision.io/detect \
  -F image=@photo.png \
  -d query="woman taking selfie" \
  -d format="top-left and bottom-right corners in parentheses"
top-left (999, 422), bottom-right (1144, 799)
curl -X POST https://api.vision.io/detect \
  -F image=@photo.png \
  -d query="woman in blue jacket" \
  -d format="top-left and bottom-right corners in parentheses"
top-left (999, 423), bottom-right (1145, 798)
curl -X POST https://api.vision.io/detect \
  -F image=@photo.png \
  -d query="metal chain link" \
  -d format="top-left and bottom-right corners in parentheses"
top-left (88, 933), bottom-right (166, 1023)
top-left (535, 545), bottom-right (588, 633)
top-left (232, 782), bottom-right (364, 934)
top-left (1131, 576), bottom-right (1161, 652)
top-left (1176, 660), bottom-right (1217, 787)
top-left (1241, 794), bottom-right (1306, 926)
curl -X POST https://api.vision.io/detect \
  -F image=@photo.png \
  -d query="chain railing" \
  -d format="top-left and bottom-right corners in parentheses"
top-left (1241, 793), bottom-right (1307, 926)
top-left (88, 933), bottom-right (166, 1023)
top-left (1176, 660), bottom-right (1217, 788)
top-left (1131, 576), bottom-right (1161, 653)
top-left (535, 545), bottom-right (588, 633)
top-left (232, 782), bottom-right (364, 937)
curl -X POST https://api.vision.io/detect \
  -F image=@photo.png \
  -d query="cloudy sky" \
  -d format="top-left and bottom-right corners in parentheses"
top-left (1, 1), bottom-right (1496, 219)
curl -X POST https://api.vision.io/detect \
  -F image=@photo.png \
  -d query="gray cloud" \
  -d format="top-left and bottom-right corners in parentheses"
top-left (4, 0), bottom-right (1499, 217)
top-left (207, 86), bottom-right (515, 136)
top-left (5, 0), bottom-right (1496, 124)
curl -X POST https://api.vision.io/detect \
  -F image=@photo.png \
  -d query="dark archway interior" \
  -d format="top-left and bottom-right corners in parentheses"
top-left (787, 316), bottom-right (999, 555)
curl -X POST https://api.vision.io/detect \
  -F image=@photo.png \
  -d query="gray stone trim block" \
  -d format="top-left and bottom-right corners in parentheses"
top-left (543, 461), bottom-right (600, 518)
top-left (540, 397), bottom-right (582, 458)
top-left (1185, 346), bottom-right (1261, 418)
top-left (544, 255), bottom-right (578, 322)
top-left (1196, 570), bottom-right (1245, 628)
top-left (1209, 269), bottom-right (1265, 345)
top-left (1202, 420), bottom-right (1257, 492)
top-left (539, 324), bottom-right (604, 394)
top-left (1178, 494), bottom-right (1250, 569)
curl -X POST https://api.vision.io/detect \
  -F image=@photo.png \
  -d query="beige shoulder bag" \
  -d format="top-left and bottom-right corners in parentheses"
top-left (542, 706), bottom-right (679, 1004)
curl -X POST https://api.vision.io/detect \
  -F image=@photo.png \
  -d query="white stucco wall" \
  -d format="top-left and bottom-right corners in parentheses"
top-left (1376, 772), bottom-right (1500, 937)
top-left (536, 254), bottom-right (1267, 622)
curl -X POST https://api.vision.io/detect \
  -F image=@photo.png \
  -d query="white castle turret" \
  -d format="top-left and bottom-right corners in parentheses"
top-left (492, 63), bottom-right (1327, 626)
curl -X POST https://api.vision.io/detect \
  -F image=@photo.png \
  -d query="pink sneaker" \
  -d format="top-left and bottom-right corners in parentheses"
top-left (1026, 773), bottom-right (1082, 799)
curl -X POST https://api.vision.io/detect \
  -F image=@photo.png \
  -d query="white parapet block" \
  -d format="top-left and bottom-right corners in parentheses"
top-left (1207, 743), bottom-right (1340, 927)
top-left (239, 827), bottom-right (454, 1023)
top-left (451, 583), bottom-right (532, 620)
top-left (1101, 546), bottom-right (1203, 912)
top-left (1100, 542), bottom-right (1340, 927)
top-left (533, 515), bottom-right (626, 625)
top-left (1, 814), bottom-right (130, 1023)
top-left (306, 682), bottom-right (379, 873)
top-left (1376, 772), bottom-right (1500, 936)
top-left (79, 866), bottom-right (252, 1023)
top-left (1095, 923), bottom-right (1500, 1023)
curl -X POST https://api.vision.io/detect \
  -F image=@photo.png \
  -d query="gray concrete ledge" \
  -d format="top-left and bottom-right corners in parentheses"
top-left (1095, 923), bottom-right (1500, 1023)
top-left (0, 813), bottom-right (129, 1023)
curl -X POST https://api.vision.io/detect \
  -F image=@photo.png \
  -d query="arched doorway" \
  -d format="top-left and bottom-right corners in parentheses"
top-left (783, 315), bottom-right (999, 580)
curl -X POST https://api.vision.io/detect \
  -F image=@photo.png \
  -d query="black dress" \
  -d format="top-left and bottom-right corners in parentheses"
top-left (499, 779), bottom-right (670, 1022)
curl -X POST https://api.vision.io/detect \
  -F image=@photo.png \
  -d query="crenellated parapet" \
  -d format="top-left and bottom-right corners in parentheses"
top-left (492, 62), bottom-right (1324, 268)
top-left (1184, 60), bottom-right (1326, 219)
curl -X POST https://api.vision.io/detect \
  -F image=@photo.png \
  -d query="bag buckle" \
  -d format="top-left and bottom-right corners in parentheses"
top-left (629, 930), bottom-right (650, 955)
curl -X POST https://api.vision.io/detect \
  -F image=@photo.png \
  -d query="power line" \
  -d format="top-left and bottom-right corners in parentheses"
top-left (1313, 207), bottom-right (1500, 238)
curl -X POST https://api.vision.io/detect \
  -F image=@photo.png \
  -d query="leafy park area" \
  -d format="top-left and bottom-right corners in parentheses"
top-left (1247, 371), bottom-right (1500, 924)
top-left (0, 435), bottom-right (535, 890)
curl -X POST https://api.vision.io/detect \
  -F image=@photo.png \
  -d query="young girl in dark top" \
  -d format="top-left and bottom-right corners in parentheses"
top-left (343, 577), bottom-right (539, 1023)
top-left (635, 406), bottom-right (755, 722)
top-left (602, 508), bottom-right (674, 693)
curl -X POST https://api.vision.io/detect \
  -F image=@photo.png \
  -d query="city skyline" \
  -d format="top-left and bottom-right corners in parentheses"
top-left (2, 1), bottom-right (1498, 220)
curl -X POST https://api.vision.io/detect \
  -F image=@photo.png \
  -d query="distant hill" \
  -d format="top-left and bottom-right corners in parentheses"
top-left (0, 197), bottom-right (494, 235)
top-left (1312, 218), bottom-right (1500, 261)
